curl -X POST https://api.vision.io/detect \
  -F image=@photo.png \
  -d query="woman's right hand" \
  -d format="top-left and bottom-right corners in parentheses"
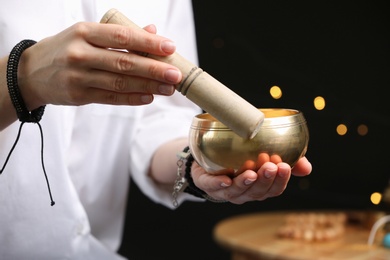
top-left (17, 22), bottom-right (182, 111)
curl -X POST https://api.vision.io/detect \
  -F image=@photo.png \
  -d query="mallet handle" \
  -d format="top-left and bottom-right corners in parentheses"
top-left (101, 9), bottom-right (264, 139)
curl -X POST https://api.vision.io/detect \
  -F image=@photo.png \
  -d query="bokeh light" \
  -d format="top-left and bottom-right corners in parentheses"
top-left (270, 86), bottom-right (282, 99)
top-left (357, 124), bottom-right (368, 136)
top-left (370, 192), bottom-right (382, 205)
top-left (336, 124), bottom-right (348, 136)
top-left (314, 96), bottom-right (326, 110)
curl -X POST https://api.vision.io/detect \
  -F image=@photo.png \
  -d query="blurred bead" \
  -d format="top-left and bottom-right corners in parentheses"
top-left (382, 233), bottom-right (390, 248)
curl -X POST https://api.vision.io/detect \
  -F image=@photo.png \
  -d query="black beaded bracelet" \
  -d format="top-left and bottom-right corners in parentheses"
top-left (7, 39), bottom-right (45, 123)
top-left (182, 147), bottom-right (227, 203)
top-left (182, 151), bottom-right (204, 198)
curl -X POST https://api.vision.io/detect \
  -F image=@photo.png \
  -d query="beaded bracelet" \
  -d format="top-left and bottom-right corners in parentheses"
top-left (172, 146), bottom-right (227, 207)
top-left (6, 39), bottom-right (46, 122)
top-left (1, 39), bottom-right (55, 206)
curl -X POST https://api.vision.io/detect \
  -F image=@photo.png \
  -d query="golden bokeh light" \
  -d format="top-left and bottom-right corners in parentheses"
top-left (370, 192), bottom-right (382, 205)
top-left (357, 124), bottom-right (368, 136)
top-left (336, 124), bottom-right (348, 136)
top-left (270, 86), bottom-right (282, 99)
top-left (314, 96), bottom-right (326, 110)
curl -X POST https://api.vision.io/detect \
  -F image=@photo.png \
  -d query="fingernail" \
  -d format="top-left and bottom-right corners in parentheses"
top-left (264, 170), bottom-right (274, 179)
top-left (278, 170), bottom-right (289, 178)
top-left (221, 182), bottom-right (230, 187)
top-left (164, 69), bottom-right (181, 83)
top-left (158, 84), bottom-right (175, 95)
top-left (161, 40), bottom-right (176, 53)
top-left (141, 95), bottom-right (153, 104)
top-left (244, 178), bottom-right (256, 185)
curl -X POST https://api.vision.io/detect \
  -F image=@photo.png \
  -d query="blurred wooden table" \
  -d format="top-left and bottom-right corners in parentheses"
top-left (213, 211), bottom-right (390, 260)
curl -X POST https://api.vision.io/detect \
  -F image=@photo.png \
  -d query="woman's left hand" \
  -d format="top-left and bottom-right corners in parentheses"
top-left (190, 155), bottom-right (312, 204)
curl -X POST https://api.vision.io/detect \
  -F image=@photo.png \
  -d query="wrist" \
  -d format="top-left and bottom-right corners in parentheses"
top-left (7, 39), bottom-right (45, 123)
top-left (172, 146), bottom-right (227, 207)
top-left (17, 45), bottom-right (45, 111)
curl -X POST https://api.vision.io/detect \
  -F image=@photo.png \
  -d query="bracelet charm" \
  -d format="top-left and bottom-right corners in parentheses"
top-left (172, 146), bottom-right (227, 207)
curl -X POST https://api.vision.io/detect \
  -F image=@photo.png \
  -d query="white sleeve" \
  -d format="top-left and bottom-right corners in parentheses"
top-left (129, 93), bottom-right (203, 208)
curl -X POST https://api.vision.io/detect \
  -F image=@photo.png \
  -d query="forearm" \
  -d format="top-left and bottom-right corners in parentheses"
top-left (149, 137), bottom-right (188, 185)
top-left (0, 56), bottom-right (18, 130)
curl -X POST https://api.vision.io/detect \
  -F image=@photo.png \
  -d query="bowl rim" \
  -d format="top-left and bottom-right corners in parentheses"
top-left (191, 108), bottom-right (305, 130)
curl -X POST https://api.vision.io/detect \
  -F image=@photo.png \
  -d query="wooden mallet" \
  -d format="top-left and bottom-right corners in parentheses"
top-left (100, 9), bottom-right (264, 139)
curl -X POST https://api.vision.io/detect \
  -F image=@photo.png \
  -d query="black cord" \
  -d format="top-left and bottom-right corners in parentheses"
top-left (0, 122), bottom-right (54, 206)
top-left (37, 122), bottom-right (55, 206)
top-left (1, 39), bottom-right (55, 206)
top-left (0, 123), bottom-right (24, 173)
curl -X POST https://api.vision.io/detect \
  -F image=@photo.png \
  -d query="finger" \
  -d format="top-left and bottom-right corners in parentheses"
top-left (270, 154), bottom-right (282, 164)
top-left (84, 23), bottom-right (176, 56)
top-left (246, 162), bottom-right (278, 199)
top-left (207, 170), bottom-right (258, 204)
top-left (59, 86), bottom-right (154, 106)
top-left (82, 48), bottom-right (182, 84)
top-left (79, 69), bottom-right (176, 96)
top-left (234, 160), bottom-right (257, 176)
top-left (241, 162), bottom-right (290, 202)
top-left (191, 163), bottom-right (233, 192)
top-left (291, 156), bottom-right (312, 176)
top-left (256, 153), bottom-right (270, 168)
top-left (215, 161), bottom-right (275, 195)
top-left (143, 24), bottom-right (157, 34)
top-left (199, 169), bottom-right (257, 204)
top-left (264, 162), bottom-right (291, 198)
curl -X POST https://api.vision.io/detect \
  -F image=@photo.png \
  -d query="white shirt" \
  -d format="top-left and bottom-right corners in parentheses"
top-left (0, 1), bottom-right (202, 259)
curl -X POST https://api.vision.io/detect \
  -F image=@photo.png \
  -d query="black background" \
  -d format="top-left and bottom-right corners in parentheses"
top-left (119, 1), bottom-right (390, 259)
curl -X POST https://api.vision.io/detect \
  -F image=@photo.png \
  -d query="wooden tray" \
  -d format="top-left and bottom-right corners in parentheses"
top-left (213, 211), bottom-right (390, 260)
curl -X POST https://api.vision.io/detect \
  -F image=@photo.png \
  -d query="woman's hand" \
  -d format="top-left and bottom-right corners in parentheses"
top-left (17, 22), bottom-right (182, 111)
top-left (190, 154), bottom-right (312, 204)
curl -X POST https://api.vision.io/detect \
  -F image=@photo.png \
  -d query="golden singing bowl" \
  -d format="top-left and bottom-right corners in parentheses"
top-left (189, 108), bottom-right (309, 172)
